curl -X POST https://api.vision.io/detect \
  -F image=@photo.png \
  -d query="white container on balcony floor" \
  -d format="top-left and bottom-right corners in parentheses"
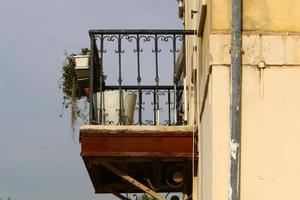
top-left (94, 90), bottom-right (137, 125)
top-left (73, 54), bottom-right (90, 79)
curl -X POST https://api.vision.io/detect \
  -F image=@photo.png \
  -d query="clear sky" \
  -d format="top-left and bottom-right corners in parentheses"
top-left (0, 0), bottom-right (182, 199)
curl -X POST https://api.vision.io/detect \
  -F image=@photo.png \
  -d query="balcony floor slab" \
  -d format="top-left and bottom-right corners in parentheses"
top-left (80, 125), bottom-right (198, 194)
top-left (80, 125), bottom-right (197, 158)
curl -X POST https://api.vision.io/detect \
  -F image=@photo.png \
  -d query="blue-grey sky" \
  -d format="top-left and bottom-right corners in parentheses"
top-left (0, 0), bottom-right (181, 199)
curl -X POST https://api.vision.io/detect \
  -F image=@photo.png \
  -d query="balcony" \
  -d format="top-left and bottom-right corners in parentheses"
top-left (79, 29), bottom-right (197, 199)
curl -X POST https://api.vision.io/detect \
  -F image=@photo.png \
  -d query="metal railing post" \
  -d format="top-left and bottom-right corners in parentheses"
top-left (89, 35), bottom-right (95, 124)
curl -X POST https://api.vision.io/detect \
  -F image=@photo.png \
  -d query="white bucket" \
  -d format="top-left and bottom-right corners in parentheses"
top-left (94, 90), bottom-right (137, 125)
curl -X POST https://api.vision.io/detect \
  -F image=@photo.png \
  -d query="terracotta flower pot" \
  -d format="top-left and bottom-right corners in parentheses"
top-left (82, 87), bottom-right (90, 97)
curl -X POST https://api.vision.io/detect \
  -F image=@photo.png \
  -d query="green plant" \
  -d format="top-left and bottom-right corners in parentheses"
top-left (138, 194), bottom-right (156, 200)
top-left (59, 52), bottom-right (88, 136)
top-left (81, 48), bottom-right (90, 55)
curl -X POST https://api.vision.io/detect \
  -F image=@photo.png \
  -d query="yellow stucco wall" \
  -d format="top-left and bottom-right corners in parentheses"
top-left (212, 0), bottom-right (300, 32)
top-left (241, 66), bottom-right (300, 200)
top-left (205, 33), bottom-right (300, 200)
top-left (211, 66), bottom-right (230, 200)
top-left (183, 0), bottom-right (300, 199)
top-left (202, 64), bottom-right (300, 200)
top-left (198, 2), bottom-right (214, 199)
top-left (198, 3), bottom-right (232, 198)
top-left (200, 86), bottom-right (213, 200)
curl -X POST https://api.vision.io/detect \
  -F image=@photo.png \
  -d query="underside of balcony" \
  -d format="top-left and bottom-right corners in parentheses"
top-left (80, 125), bottom-right (198, 194)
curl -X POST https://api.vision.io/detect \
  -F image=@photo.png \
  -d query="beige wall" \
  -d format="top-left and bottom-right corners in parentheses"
top-left (182, 0), bottom-right (300, 199)
top-left (212, 0), bottom-right (300, 32)
top-left (199, 83), bottom-right (213, 200)
top-left (200, 63), bottom-right (300, 200)
top-left (211, 66), bottom-right (230, 200)
top-left (241, 66), bottom-right (300, 200)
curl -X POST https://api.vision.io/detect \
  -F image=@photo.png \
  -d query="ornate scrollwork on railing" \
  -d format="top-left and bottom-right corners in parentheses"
top-left (92, 86), bottom-right (180, 125)
top-left (125, 192), bottom-right (182, 200)
top-left (88, 30), bottom-right (195, 125)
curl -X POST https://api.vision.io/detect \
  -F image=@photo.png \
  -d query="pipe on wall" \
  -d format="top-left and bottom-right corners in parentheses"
top-left (230, 0), bottom-right (242, 200)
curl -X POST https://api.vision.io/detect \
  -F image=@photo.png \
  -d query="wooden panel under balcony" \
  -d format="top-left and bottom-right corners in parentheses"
top-left (80, 125), bottom-right (198, 193)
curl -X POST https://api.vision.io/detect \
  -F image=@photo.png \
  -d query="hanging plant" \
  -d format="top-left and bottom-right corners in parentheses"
top-left (59, 50), bottom-right (89, 136)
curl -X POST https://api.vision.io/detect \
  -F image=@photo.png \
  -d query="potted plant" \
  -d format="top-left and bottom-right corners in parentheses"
top-left (59, 48), bottom-right (137, 127)
top-left (73, 48), bottom-right (90, 80)
top-left (59, 51), bottom-right (89, 136)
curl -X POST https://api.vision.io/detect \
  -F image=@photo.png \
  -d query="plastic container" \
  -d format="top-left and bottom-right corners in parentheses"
top-left (94, 90), bottom-right (137, 125)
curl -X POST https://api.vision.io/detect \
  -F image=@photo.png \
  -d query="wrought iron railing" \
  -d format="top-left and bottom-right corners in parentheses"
top-left (88, 29), bottom-right (195, 125)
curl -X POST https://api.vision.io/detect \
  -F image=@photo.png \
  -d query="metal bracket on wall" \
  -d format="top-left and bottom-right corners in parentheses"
top-left (106, 188), bottom-right (129, 200)
top-left (99, 160), bottom-right (165, 200)
top-left (191, 10), bottom-right (198, 19)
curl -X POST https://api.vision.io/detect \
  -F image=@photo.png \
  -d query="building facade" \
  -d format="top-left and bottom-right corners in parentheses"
top-left (181, 0), bottom-right (300, 199)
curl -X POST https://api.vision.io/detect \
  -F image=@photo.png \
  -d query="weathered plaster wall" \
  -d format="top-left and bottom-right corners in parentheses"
top-left (200, 85), bottom-right (213, 200)
top-left (209, 34), bottom-right (300, 66)
top-left (211, 66), bottom-right (230, 200)
top-left (240, 66), bottom-right (300, 200)
top-left (203, 64), bottom-right (300, 200)
top-left (207, 33), bottom-right (300, 200)
top-left (198, 2), bottom-right (214, 199)
top-left (212, 0), bottom-right (300, 32)
top-left (197, 2), bottom-right (232, 199)
top-left (183, 0), bottom-right (300, 200)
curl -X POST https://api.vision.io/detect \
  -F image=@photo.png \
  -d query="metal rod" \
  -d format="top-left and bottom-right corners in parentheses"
top-left (89, 36), bottom-right (94, 124)
top-left (99, 34), bottom-right (104, 124)
top-left (182, 35), bottom-right (187, 124)
top-left (154, 34), bottom-right (160, 125)
top-left (106, 188), bottom-right (129, 200)
top-left (172, 34), bottom-right (178, 124)
top-left (105, 85), bottom-right (181, 90)
top-left (230, 0), bottom-right (242, 199)
top-left (89, 29), bottom-right (196, 35)
top-left (136, 34), bottom-right (142, 125)
top-left (138, 92), bottom-right (143, 125)
top-left (153, 89), bottom-right (157, 125)
top-left (118, 34), bottom-right (123, 125)
top-left (183, 35), bottom-right (186, 78)
top-left (167, 89), bottom-right (171, 125)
